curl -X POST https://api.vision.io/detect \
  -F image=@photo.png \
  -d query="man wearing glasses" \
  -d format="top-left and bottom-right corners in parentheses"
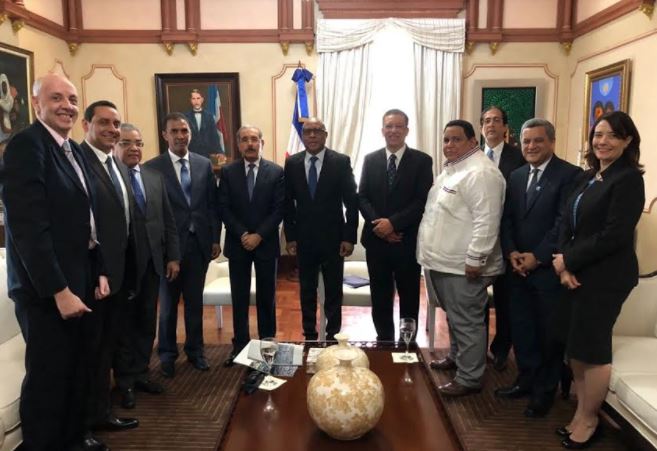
top-left (480, 105), bottom-right (525, 372)
top-left (113, 123), bottom-right (180, 408)
top-left (283, 118), bottom-right (358, 341)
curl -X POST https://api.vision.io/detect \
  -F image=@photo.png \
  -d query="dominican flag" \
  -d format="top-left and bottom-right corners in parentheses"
top-left (286, 68), bottom-right (313, 157)
top-left (207, 84), bottom-right (227, 154)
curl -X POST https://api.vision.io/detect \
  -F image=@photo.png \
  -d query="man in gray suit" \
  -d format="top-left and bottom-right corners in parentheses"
top-left (113, 123), bottom-right (180, 408)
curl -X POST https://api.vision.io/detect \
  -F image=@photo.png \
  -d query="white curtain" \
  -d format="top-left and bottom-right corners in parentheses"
top-left (316, 18), bottom-right (465, 174)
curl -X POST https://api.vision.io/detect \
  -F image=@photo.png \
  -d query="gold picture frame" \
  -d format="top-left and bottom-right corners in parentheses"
top-left (582, 59), bottom-right (631, 151)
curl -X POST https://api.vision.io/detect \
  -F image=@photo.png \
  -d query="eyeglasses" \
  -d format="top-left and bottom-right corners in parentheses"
top-left (117, 140), bottom-right (145, 148)
top-left (302, 128), bottom-right (326, 136)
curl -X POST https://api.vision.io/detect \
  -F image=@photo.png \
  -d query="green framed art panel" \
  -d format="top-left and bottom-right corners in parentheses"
top-left (481, 87), bottom-right (536, 147)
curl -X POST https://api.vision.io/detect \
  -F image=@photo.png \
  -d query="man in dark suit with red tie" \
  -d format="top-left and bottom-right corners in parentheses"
top-left (113, 123), bottom-right (180, 408)
top-left (480, 105), bottom-right (525, 370)
top-left (283, 118), bottom-right (358, 341)
top-left (3, 74), bottom-right (112, 450)
top-left (147, 112), bottom-right (221, 378)
top-left (219, 125), bottom-right (284, 363)
top-left (358, 109), bottom-right (433, 342)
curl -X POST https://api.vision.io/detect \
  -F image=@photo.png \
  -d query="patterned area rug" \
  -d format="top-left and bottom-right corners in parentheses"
top-left (97, 345), bottom-right (245, 451)
top-left (420, 349), bottom-right (630, 451)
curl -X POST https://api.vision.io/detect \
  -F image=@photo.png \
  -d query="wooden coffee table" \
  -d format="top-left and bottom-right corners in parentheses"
top-left (218, 343), bottom-right (462, 450)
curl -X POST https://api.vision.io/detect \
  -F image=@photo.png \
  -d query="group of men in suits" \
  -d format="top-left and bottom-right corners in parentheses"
top-left (3, 73), bottom-right (221, 451)
top-left (222, 110), bottom-right (433, 363)
top-left (420, 108), bottom-right (581, 419)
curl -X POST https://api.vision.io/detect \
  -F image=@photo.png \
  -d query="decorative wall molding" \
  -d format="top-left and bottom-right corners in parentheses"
top-left (81, 64), bottom-right (129, 121)
top-left (315, 0), bottom-right (465, 18)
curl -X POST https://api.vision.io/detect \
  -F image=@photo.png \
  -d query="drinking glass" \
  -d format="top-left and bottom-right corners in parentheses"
top-left (259, 337), bottom-right (279, 414)
top-left (399, 318), bottom-right (416, 362)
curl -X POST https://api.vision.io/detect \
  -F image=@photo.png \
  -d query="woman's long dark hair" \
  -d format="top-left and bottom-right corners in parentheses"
top-left (584, 111), bottom-right (644, 174)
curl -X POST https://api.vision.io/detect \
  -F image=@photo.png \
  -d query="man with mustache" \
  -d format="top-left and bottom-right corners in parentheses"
top-left (218, 125), bottom-right (284, 365)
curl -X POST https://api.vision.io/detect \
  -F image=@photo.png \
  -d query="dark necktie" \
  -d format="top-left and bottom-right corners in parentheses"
top-left (130, 168), bottom-right (146, 214)
top-left (180, 159), bottom-right (192, 205)
top-left (308, 156), bottom-right (318, 199)
top-left (526, 168), bottom-right (540, 208)
top-left (105, 155), bottom-right (125, 210)
top-left (387, 154), bottom-right (397, 188)
top-left (62, 140), bottom-right (97, 245)
top-left (247, 163), bottom-right (255, 201)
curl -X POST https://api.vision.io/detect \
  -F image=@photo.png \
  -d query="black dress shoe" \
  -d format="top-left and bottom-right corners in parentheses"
top-left (429, 357), bottom-right (457, 371)
top-left (134, 379), bottom-right (164, 394)
top-left (93, 415), bottom-right (139, 431)
top-left (161, 361), bottom-right (175, 378)
top-left (80, 432), bottom-right (110, 451)
top-left (524, 397), bottom-right (554, 418)
top-left (224, 352), bottom-right (237, 367)
top-left (561, 426), bottom-right (601, 449)
top-left (120, 388), bottom-right (136, 409)
top-left (556, 426), bottom-right (572, 437)
top-left (188, 356), bottom-right (210, 371)
top-left (494, 384), bottom-right (531, 399)
top-left (492, 355), bottom-right (508, 371)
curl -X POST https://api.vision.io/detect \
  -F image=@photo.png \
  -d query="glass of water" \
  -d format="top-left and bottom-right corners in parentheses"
top-left (259, 337), bottom-right (278, 413)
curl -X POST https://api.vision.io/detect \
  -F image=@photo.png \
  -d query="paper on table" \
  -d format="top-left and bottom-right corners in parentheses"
top-left (391, 352), bottom-right (419, 363)
top-left (306, 347), bottom-right (323, 364)
top-left (259, 375), bottom-right (286, 391)
top-left (234, 339), bottom-right (304, 373)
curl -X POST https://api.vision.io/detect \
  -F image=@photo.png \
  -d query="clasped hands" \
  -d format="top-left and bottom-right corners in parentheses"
top-left (372, 218), bottom-right (403, 243)
top-left (508, 251), bottom-right (539, 277)
top-left (241, 233), bottom-right (262, 251)
top-left (551, 253), bottom-right (581, 290)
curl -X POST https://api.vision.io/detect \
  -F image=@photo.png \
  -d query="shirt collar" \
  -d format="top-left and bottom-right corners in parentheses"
top-left (485, 140), bottom-right (505, 155)
top-left (386, 145), bottom-right (406, 162)
top-left (445, 145), bottom-right (481, 167)
top-left (38, 118), bottom-right (67, 148)
top-left (244, 157), bottom-right (261, 170)
top-left (530, 155), bottom-right (553, 173)
top-left (85, 139), bottom-right (113, 163)
top-left (168, 149), bottom-right (189, 164)
top-left (305, 148), bottom-right (326, 162)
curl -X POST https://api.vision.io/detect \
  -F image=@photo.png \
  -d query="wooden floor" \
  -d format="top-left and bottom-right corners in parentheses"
top-left (178, 270), bottom-right (462, 353)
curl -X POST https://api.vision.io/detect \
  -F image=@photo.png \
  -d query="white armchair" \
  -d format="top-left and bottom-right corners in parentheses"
top-left (0, 251), bottom-right (25, 451)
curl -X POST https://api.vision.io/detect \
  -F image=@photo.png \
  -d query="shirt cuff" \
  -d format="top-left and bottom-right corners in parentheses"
top-left (465, 253), bottom-right (487, 267)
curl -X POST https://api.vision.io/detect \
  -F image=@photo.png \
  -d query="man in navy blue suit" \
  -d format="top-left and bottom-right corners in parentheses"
top-left (146, 112), bottom-right (221, 378)
top-left (494, 118), bottom-right (581, 417)
top-left (3, 74), bottom-right (112, 450)
top-left (219, 125), bottom-right (284, 364)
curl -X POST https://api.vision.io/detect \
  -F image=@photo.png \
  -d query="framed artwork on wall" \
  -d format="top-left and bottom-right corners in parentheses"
top-left (582, 59), bottom-right (631, 148)
top-left (481, 86), bottom-right (536, 148)
top-left (154, 72), bottom-right (241, 167)
top-left (0, 42), bottom-right (34, 146)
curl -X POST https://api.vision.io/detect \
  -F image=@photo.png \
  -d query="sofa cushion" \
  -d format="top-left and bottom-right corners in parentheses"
top-left (614, 374), bottom-right (657, 438)
top-left (611, 336), bottom-right (657, 391)
top-left (0, 333), bottom-right (25, 434)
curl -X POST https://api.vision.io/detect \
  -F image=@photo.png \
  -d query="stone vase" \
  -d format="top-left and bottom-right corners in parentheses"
top-left (307, 349), bottom-right (384, 440)
top-left (315, 332), bottom-right (369, 372)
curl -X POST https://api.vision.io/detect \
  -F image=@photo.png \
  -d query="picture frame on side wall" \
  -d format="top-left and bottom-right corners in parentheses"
top-left (154, 72), bottom-right (241, 168)
top-left (0, 43), bottom-right (34, 146)
top-left (582, 60), bottom-right (631, 150)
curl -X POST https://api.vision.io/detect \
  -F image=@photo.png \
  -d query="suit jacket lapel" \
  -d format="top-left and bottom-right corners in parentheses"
top-left (525, 158), bottom-right (557, 214)
top-left (390, 148), bottom-right (411, 191)
top-left (252, 159), bottom-right (268, 203)
top-left (160, 155), bottom-right (188, 207)
top-left (82, 143), bottom-right (124, 210)
top-left (51, 140), bottom-right (87, 196)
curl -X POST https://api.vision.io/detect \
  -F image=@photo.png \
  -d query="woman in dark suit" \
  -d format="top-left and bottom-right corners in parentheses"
top-left (552, 111), bottom-right (644, 449)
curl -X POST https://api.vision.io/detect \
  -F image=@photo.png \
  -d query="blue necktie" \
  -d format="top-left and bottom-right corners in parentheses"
top-left (526, 168), bottom-right (540, 208)
top-left (180, 159), bottom-right (192, 205)
top-left (130, 168), bottom-right (146, 214)
top-left (486, 148), bottom-right (495, 162)
top-left (105, 156), bottom-right (125, 210)
top-left (387, 154), bottom-right (397, 188)
top-left (308, 156), bottom-right (318, 199)
top-left (247, 163), bottom-right (255, 201)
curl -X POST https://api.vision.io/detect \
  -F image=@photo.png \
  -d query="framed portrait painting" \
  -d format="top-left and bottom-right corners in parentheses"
top-left (154, 73), bottom-right (241, 166)
top-left (582, 60), bottom-right (631, 146)
top-left (0, 43), bottom-right (34, 146)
